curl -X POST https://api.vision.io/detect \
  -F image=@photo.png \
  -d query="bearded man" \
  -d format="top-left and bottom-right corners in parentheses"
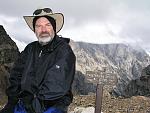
top-left (0, 8), bottom-right (75, 113)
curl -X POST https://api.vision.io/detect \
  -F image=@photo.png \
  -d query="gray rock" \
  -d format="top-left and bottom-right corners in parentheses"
top-left (0, 25), bottom-right (19, 100)
top-left (81, 107), bottom-right (95, 113)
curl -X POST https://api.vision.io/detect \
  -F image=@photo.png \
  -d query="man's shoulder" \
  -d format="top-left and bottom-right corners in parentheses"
top-left (56, 35), bottom-right (70, 44)
top-left (28, 41), bottom-right (38, 46)
top-left (24, 41), bottom-right (38, 51)
top-left (26, 41), bottom-right (38, 47)
top-left (56, 36), bottom-right (75, 56)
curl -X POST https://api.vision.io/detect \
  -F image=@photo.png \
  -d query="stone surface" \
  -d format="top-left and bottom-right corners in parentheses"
top-left (68, 89), bottom-right (150, 113)
top-left (81, 107), bottom-right (95, 113)
top-left (115, 64), bottom-right (150, 97)
top-left (0, 25), bottom-right (19, 104)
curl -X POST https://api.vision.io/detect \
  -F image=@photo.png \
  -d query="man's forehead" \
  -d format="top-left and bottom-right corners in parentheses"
top-left (35, 17), bottom-right (52, 24)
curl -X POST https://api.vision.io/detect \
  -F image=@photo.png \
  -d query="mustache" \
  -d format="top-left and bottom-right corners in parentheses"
top-left (39, 32), bottom-right (50, 37)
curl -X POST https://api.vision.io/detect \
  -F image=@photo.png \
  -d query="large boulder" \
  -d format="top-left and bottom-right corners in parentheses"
top-left (112, 65), bottom-right (150, 97)
top-left (72, 71), bottom-right (96, 95)
top-left (0, 25), bottom-right (19, 102)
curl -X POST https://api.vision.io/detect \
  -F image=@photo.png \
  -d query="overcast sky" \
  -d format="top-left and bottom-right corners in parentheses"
top-left (0, 0), bottom-right (150, 52)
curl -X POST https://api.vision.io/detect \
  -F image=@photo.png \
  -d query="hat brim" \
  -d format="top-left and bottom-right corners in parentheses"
top-left (23, 13), bottom-right (64, 33)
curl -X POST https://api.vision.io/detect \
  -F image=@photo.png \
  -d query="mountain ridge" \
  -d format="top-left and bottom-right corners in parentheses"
top-left (72, 40), bottom-right (150, 96)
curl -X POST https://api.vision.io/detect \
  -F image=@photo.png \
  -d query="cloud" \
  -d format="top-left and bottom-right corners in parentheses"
top-left (0, 0), bottom-right (112, 20)
top-left (12, 38), bottom-right (27, 52)
top-left (0, 0), bottom-right (150, 52)
top-left (0, 15), bottom-right (36, 42)
top-left (60, 21), bottom-right (126, 44)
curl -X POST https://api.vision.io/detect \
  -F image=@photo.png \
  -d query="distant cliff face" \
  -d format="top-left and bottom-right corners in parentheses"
top-left (0, 25), bottom-right (19, 99)
top-left (71, 42), bottom-right (150, 97)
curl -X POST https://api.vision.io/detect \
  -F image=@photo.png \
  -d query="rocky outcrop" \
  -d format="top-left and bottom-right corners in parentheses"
top-left (0, 25), bottom-right (19, 101)
top-left (72, 71), bottom-right (96, 95)
top-left (0, 25), bottom-right (19, 65)
top-left (112, 64), bottom-right (150, 97)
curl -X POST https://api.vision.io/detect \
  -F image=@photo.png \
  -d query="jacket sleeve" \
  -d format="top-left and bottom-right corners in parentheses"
top-left (6, 45), bottom-right (30, 97)
top-left (38, 45), bottom-right (76, 100)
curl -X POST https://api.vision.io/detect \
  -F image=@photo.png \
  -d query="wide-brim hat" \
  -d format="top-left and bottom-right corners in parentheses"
top-left (23, 8), bottom-right (64, 33)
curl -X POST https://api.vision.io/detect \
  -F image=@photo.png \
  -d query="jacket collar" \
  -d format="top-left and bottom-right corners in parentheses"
top-left (38, 35), bottom-right (70, 53)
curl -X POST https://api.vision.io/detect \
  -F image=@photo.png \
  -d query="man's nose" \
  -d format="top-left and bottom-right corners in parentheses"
top-left (41, 26), bottom-right (47, 32)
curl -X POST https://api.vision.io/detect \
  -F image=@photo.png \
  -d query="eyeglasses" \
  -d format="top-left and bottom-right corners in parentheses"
top-left (33, 8), bottom-right (52, 15)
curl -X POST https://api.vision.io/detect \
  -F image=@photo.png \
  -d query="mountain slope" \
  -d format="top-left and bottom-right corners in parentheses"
top-left (71, 41), bottom-right (150, 96)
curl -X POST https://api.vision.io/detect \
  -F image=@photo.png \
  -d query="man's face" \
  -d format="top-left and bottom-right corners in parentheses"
top-left (34, 17), bottom-right (55, 45)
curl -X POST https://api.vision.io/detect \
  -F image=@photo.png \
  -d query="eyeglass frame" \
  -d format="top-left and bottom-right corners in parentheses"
top-left (33, 8), bottom-right (52, 15)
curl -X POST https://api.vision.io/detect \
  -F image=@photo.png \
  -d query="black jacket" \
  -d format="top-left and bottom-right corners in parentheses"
top-left (6, 35), bottom-right (76, 112)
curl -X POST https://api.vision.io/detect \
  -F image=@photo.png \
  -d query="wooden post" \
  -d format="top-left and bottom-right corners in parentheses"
top-left (95, 84), bottom-right (103, 113)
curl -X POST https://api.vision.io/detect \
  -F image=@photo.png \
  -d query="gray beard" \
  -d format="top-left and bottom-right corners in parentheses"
top-left (38, 36), bottom-right (53, 46)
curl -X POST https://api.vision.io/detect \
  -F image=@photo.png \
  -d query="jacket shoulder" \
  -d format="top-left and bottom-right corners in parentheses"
top-left (57, 35), bottom-right (70, 44)
top-left (57, 36), bottom-right (75, 58)
top-left (22, 41), bottom-right (38, 53)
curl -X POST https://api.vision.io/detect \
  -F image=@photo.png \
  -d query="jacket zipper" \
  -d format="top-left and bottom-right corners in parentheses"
top-left (39, 50), bottom-right (42, 57)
